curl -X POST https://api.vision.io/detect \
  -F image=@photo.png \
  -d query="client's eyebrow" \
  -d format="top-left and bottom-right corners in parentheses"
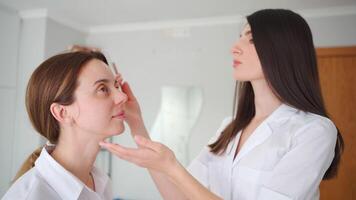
top-left (93, 79), bottom-right (110, 86)
top-left (93, 79), bottom-right (119, 88)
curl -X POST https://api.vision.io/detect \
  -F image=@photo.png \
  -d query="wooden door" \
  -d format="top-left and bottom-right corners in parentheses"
top-left (317, 46), bottom-right (356, 200)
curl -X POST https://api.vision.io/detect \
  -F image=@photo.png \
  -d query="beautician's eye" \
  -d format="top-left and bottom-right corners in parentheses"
top-left (249, 39), bottom-right (254, 44)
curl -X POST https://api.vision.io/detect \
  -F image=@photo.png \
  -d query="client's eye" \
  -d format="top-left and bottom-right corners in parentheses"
top-left (98, 85), bottom-right (109, 93)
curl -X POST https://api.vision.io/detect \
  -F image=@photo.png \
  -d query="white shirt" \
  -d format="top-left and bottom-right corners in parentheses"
top-left (3, 146), bottom-right (112, 200)
top-left (188, 104), bottom-right (337, 200)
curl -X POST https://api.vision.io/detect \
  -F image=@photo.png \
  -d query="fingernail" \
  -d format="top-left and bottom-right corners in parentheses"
top-left (134, 135), bottom-right (142, 142)
top-left (99, 141), bottom-right (107, 147)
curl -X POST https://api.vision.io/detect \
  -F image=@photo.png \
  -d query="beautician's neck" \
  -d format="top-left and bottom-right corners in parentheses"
top-left (51, 131), bottom-right (101, 185)
top-left (251, 79), bottom-right (282, 119)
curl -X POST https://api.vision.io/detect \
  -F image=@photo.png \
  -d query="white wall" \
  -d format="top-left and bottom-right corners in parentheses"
top-left (308, 14), bottom-right (356, 47)
top-left (0, 11), bottom-right (86, 197)
top-left (0, 5), bottom-right (20, 196)
top-left (44, 18), bottom-right (87, 58)
top-left (11, 17), bottom-right (48, 183)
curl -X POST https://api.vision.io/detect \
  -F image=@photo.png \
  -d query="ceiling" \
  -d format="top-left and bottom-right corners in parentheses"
top-left (0, 0), bottom-right (355, 28)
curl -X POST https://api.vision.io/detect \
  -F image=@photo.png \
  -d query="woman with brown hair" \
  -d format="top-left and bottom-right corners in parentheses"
top-left (3, 51), bottom-right (127, 199)
top-left (100, 9), bottom-right (344, 200)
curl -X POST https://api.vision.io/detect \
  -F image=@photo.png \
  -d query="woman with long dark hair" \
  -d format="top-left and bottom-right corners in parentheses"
top-left (101, 9), bottom-right (344, 200)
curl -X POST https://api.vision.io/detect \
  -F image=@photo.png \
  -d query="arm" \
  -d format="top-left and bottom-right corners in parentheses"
top-left (113, 81), bottom-right (188, 200)
top-left (128, 122), bottom-right (189, 200)
top-left (102, 81), bottom-right (221, 200)
top-left (100, 136), bottom-right (222, 200)
top-left (169, 157), bottom-right (222, 200)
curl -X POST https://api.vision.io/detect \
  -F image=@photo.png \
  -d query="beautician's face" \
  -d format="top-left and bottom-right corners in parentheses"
top-left (68, 59), bottom-right (127, 137)
top-left (231, 24), bottom-right (264, 81)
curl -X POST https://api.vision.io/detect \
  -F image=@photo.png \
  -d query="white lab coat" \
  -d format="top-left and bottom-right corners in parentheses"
top-left (3, 146), bottom-right (112, 200)
top-left (188, 104), bottom-right (337, 200)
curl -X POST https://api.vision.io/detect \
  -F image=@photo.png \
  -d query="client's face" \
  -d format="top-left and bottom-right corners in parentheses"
top-left (68, 59), bottom-right (127, 138)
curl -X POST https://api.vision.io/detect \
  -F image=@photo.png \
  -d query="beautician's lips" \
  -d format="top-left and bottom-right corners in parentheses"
top-left (113, 111), bottom-right (125, 119)
top-left (233, 60), bottom-right (242, 67)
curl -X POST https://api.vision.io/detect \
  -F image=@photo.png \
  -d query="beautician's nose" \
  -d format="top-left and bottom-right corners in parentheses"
top-left (231, 39), bottom-right (243, 55)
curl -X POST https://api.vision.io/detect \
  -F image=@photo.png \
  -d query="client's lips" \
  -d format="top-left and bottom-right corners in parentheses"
top-left (113, 111), bottom-right (125, 119)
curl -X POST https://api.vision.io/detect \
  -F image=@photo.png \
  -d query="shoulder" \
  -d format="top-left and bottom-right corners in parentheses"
top-left (3, 168), bottom-right (58, 200)
top-left (285, 111), bottom-right (337, 144)
top-left (3, 168), bottom-right (38, 199)
top-left (294, 111), bottom-right (336, 133)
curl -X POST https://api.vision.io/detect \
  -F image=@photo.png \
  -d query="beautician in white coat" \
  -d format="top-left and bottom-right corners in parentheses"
top-left (100, 9), bottom-right (344, 200)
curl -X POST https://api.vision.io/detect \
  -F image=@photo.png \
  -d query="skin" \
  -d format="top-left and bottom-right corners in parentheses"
top-left (50, 59), bottom-right (127, 190)
top-left (100, 24), bottom-right (282, 199)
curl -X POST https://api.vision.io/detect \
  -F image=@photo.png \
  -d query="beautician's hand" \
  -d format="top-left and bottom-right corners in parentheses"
top-left (100, 136), bottom-right (222, 200)
top-left (100, 135), bottom-right (179, 176)
top-left (116, 76), bottom-right (149, 138)
top-left (68, 44), bottom-right (100, 52)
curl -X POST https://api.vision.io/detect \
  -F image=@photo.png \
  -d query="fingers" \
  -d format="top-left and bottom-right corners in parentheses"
top-left (99, 141), bottom-right (156, 159)
top-left (115, 74), bottom-right (124, 86)
top-left (134, 136), bottom-right (165, 153)
top-left (113, 74), bottom-right (137, 102)
top-left (68, 45), bottom-right (100, 52)
top-left (99, 142), bottom-right (137, 156)
top-left (99, 141), bottom-right (155, 168)
top-left (122, 82), bottom-right (137, 101)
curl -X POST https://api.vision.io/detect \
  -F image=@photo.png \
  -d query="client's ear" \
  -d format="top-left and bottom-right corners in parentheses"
top-left (50, 103), bottom-right (73, 125)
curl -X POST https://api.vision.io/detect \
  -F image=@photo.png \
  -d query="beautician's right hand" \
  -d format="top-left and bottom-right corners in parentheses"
top-left (100, 135), bottom-right (179, 176)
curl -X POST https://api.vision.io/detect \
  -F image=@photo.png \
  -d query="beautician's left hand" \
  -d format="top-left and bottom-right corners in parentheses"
top-left (99, 136), bottom-right (179, 176)
top-left (115, 75), bottom-right (149, 138)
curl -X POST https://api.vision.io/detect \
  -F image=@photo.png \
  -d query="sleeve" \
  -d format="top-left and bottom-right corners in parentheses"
top-left (257, 118), bottom-right (338, 200)
top-left (187, 117), bottom-right (232, 187)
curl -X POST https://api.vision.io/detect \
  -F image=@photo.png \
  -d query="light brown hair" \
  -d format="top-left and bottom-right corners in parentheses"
top-left (13, 51), bottom-right (108, 181)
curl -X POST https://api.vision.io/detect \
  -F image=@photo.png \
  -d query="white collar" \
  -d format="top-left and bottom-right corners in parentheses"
top-left (262, 103), bottom-right (301, 133)
top-left (265, 103), bottom-right (299, 124)
top-left (34, 146), bottom-right (109, 199)
top-left (225, 103), bottom-right (299, 156)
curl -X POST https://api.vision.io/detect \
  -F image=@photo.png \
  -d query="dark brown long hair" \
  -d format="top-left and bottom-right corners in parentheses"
top-left (14, 51), bottom-right (108, 181)
top-left (209, 9), bottom-right (343, 180)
